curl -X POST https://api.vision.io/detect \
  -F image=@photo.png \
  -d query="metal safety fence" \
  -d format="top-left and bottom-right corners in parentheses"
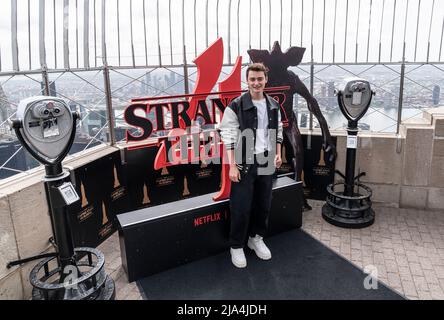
top-left (0, 0), bottom-right (443, 180)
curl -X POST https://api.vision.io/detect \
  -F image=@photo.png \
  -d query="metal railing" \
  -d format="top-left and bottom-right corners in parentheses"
top-left (0, 0), bottom-right (443, 180)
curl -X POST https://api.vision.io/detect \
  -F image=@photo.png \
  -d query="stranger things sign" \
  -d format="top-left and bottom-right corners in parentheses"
top-left (123, 37), bottom-right (290, 202)
top-left (68, 38), bottom-right (334, 249)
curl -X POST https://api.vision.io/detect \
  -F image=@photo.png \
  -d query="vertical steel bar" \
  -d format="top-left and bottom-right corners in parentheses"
top-left (117, 0), bottom-right (121, 66)
top-left (344, 0), bottom-right (349, 62)
top-left (249, 0), bottom-right (252, 49)
top-left (440, 17), bottom-right (444, 61)
top-left (426, 0), bottom-right (435, 63)
top-left (414, 0), bottom-right (421, 62)
top-left (76, 0), bottom-right (79, 68)
top-left (53, 0), bottom-right (57, 68)
top-left (309, 61), bottom-right (314, 130)
top-left (157, 0), bottom-right (162, 66)
top-left (397, 44), bottom-right (406, 134)
top-left (217, 0), bottom-right (219, 38)
top-left (103, 66), bottom-right (116, 145)
top-left (309, 0), bottom-right (314, 131)
top-left (301, 0), bottom-right (304, 46)
top-left (366, 0), bottom-right (373, 63)
top-left (101, 0), bottom-right (107, 65)
top-left (311, 0), bottom-right (314, 61)
top-left (183, 47), bottom-right (189, 94)
top-left (322, 0), bottom-right (325, 63)
top-left (94, 0), bottom-right (97, 67)
top-left (378, 0), bottom-right (385, 63)
top-left (289, 0), bottom-right (293, 45)
top-left (182, 0), bottom-right (186, 54)
top-left (333, 0), bottom-right (337, 63)
top-left (11, 0), bottom-right (19, 71)
top-left (402, 0), bottom-right (409, 46)
top-left (41, 68), bottom-right (50, 96)
top-left (268, 0), bottom-right (271, 51)
top-left (398, 3), bottom-right (408, 133)
top-left (28, 0), bottom-right (32, 70)
top-left (183, 0), bottom-right (189, 94)
top-left (64, 0), bottom-right (70, 69)
top-left (259, 0), bottom-right (262, 49)
top-left (169, 0), bottom-right (173, 65)
top-left (228, 0), bottom-right (232, 64)
top-left (84, 0), bottom-right (90, 68)
top-left (194, 0), bottom-right (197, 58)
top-left (280, 0), bottom-right (283, 46)
top-left (390, 0), bottom-right (397, 62)
top-left (206, 0), bottom-right (209, 47)
top-left (130, 0), bottom-right (136, 67)
top-left (143, 0), bottom-right (148, 66)
top-left (39, 0), bottom-right (47, 68)
top-left (355, 0), bottom-right (361, 63)
top-left (237, 0), bottom-right (240, 57)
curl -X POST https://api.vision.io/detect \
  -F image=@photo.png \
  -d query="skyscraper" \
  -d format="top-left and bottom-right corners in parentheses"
top-left (40, 81), bottom-right (57, 96)
top-left (327, 81), bottom-right (335, 108)
top-left (433, 85), bottom-right (440, 106)
top-left (144, 72), bottom-right (152, 94)
top-left (0, 84), bottom-right (9, 123)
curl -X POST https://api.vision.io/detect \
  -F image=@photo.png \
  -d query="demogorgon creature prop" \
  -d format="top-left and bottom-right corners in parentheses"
top-left (248, 41), bottom-right (337, 210)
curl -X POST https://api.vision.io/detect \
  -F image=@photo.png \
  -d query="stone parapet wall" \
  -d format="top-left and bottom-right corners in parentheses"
top-left (325, 106), bottom-right (444, 211)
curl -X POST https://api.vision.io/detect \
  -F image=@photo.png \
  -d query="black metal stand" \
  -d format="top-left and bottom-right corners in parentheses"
top-left (322, 120), bottom-right (375, 228)
top-left (9, 109), bottom-right (115, 300)
top-left (28, 164), bottom-right (115, 300)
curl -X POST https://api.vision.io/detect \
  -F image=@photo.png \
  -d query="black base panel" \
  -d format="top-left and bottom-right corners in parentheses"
top-left (322, 204), bottom-right (375, 229)
top-left (137, 229), bottom-right (404, 300)
top-left (117, 177), bottom-right (303, 282)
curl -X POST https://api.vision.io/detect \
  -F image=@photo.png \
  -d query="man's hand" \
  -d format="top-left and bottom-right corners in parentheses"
top-left (229, 164), bottom-right (241, 182)
top-left (274, 154), bottom-right (282, 168)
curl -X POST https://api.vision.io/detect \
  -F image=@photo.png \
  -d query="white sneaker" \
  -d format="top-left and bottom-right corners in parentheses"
top-left (230, 248), bottom-right (247, 268)
top-left (247, 235), bottom-right (272, 260)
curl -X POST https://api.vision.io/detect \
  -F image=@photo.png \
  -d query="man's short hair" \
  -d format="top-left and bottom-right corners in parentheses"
top-left (246, 63), bottom-right (268, 79)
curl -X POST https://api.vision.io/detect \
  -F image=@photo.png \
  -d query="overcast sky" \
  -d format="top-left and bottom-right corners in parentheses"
top-left (0, 0), bottom-right (443, 72)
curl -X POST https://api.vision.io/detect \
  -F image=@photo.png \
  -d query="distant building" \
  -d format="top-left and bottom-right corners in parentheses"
top-left (293, 93), bottom-right (299, 111)
top-left (40, 81), bottom-right (57, 96)
top-left (327, 81), bottom-right (335, 108)
top-left (0, 140), bottom-right (40, 179)
top-left (433, 85), bottom-right (440, 106)
top-left (143, 72), bottom-right (152, 95)
top-left (320, 85), bottom-right (327, 98)
top-left (0, 84), bottom-right (10, 123)
top-left (327, 81), bottom-right (335, 96)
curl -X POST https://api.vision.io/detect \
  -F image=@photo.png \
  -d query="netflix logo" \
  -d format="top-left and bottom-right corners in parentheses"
top-left (194, 211), bottom-right (227, 227)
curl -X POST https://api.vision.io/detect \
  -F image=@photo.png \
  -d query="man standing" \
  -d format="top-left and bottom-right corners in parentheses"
top-left (219, 63), bottom-right (283, 268)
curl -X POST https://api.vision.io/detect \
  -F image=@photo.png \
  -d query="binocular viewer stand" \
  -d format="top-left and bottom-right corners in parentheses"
top-left (322, 120), bottom-right (375, 229)
top-left (322, 80), bottom-right (375, 229)
top-left (29, 164), bottom-right (115, 300)
top-left (8, 96), bottom-right (115, 300)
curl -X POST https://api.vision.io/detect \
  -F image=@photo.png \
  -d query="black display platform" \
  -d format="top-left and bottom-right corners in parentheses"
top-left (137, 229), bottom-right (405, 300)
top-left (117, 177), bottom-right (303, 282)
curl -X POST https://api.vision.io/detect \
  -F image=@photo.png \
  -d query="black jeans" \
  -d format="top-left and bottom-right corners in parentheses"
top-left (229, 152), bottom-right (274, 249)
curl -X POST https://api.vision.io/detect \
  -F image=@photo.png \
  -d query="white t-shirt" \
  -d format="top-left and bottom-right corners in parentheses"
top-left (252, 98), bottom-right (269, 154)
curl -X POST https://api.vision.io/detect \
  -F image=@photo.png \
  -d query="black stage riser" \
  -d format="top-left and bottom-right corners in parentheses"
top-left (117, 177), bottom-right (303, 282)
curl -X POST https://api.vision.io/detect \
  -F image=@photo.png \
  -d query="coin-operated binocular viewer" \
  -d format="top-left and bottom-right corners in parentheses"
top-left (9, 96), bottom-right (115, 300)
top-left (322, 79), bottom-right (375, 228)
